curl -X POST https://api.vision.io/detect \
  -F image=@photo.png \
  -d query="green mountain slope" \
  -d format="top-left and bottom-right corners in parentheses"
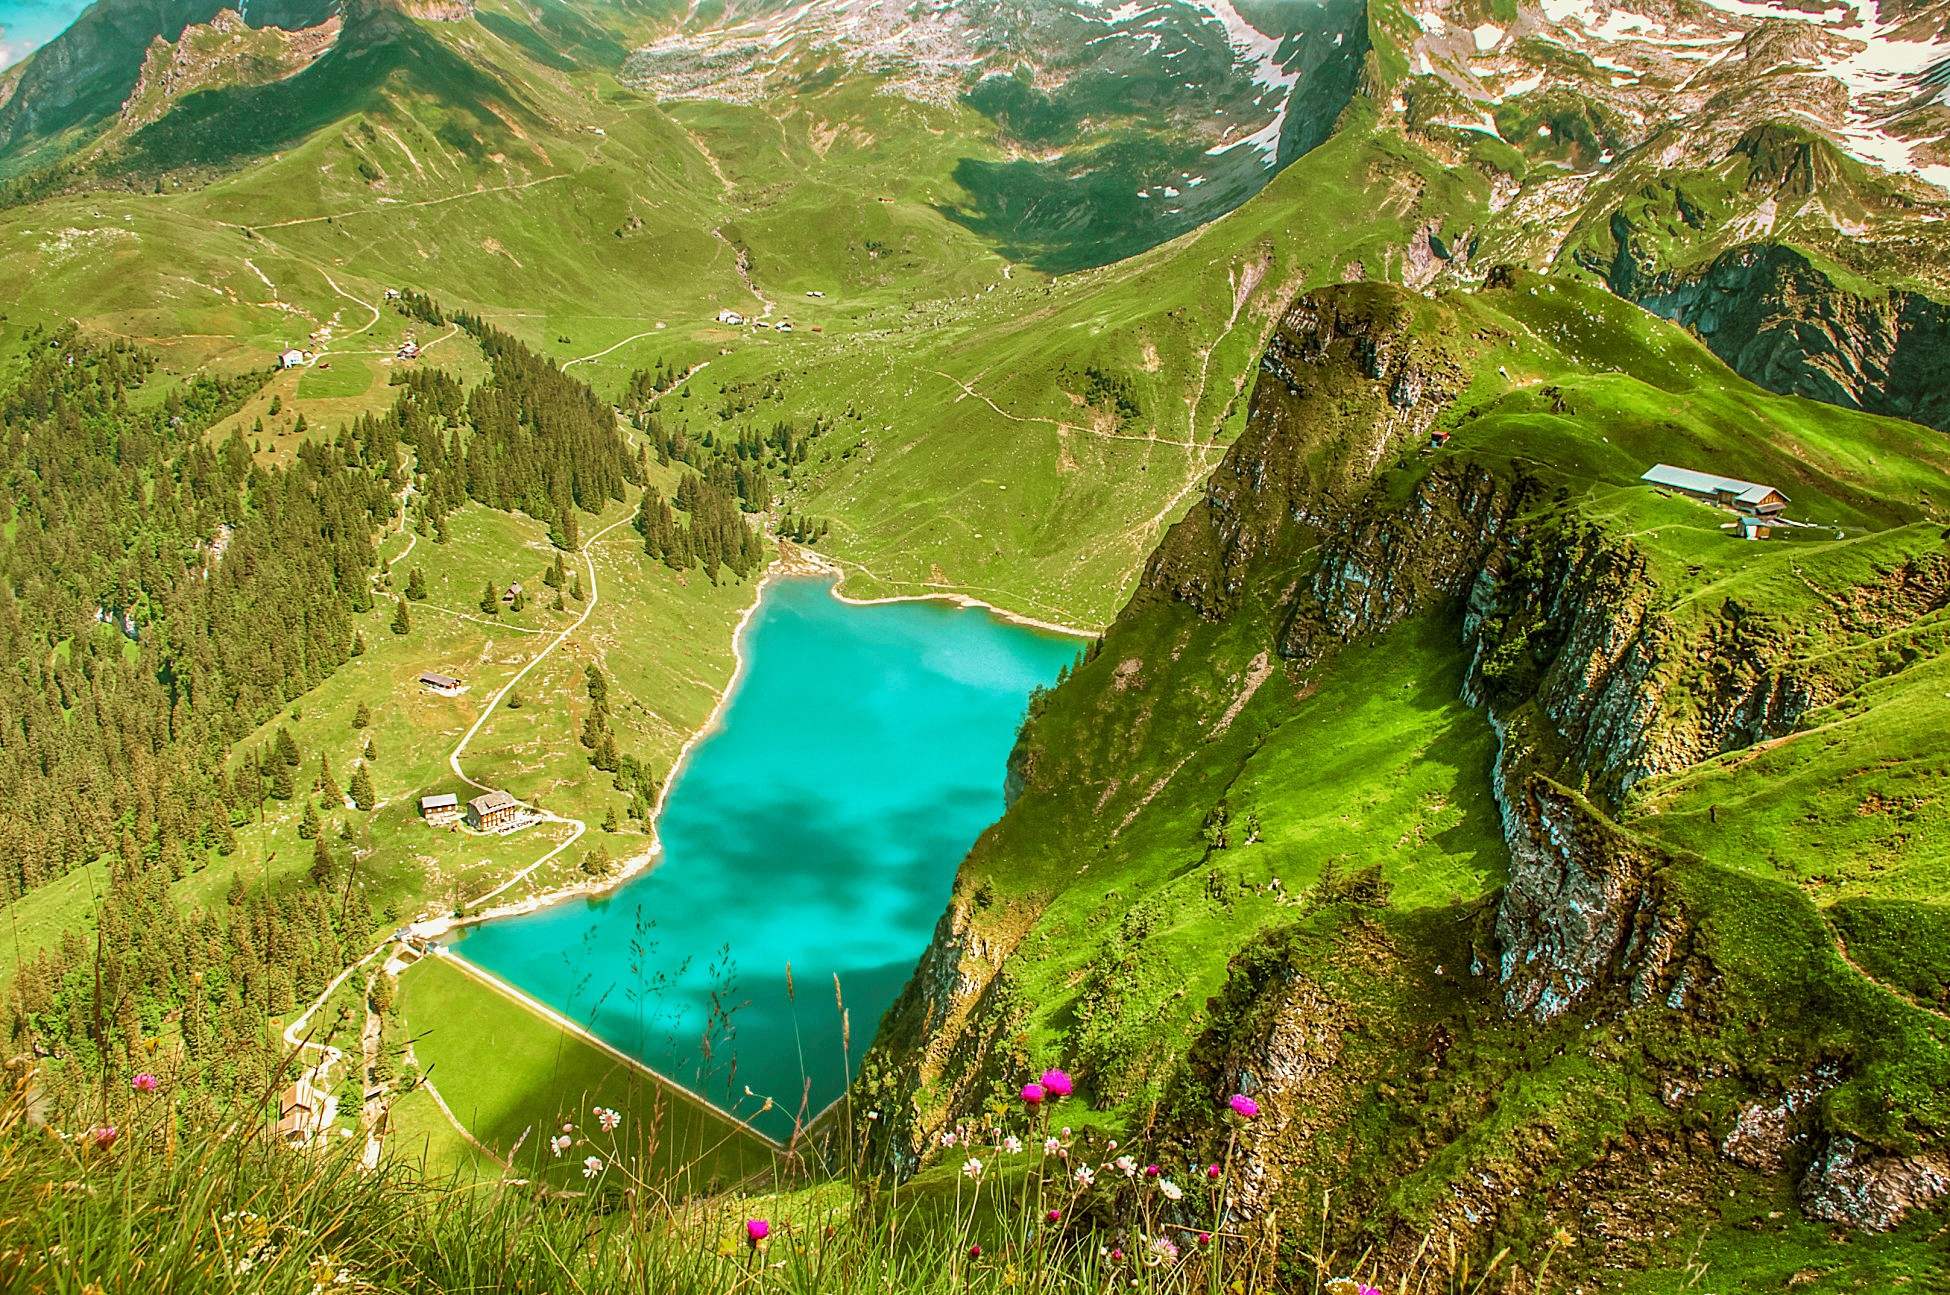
top-left (862, 270), bottom-right (1950, 1284)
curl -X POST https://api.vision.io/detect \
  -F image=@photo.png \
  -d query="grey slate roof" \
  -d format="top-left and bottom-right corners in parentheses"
top-left (1640, 463), bottom-right (1787, 506)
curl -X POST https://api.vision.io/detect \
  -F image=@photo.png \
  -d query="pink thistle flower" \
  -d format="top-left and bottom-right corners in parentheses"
top-left (1046, 1208), bottom-right (1061, 1223)
top-left (1227, 1093), bottom-right (1258, 1119)
top-left (745, 1219), bottom-right (770, 1247)
top-left (1198, 1232), bottom-right (1211, 1246)
top-left (1021, 1082), bottom-right (1046, 1106)
top-left (1144, 1163), bottom-right (1160, 1178)
top-left (968, 1245), bottom-right (982, 1260)
top-left (1109, 1248), bottom-right (1124, 1263)
top-left (131, 1073), bottom-right (159, 1093)
top-left (92, 1126), bottom-right (118, 1151)
top-left (1040, 1068), bottom-right (1073, 1097)
top-left (1206, 1163), bottom-right (1222, 1180)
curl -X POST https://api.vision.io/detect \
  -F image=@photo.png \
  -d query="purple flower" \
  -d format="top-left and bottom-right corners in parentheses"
top-left (1021, 1082), bottom-right (1046, 1106)
top-left (1144, 1163), bottom-right (1160, 1178)
top-left (1046, 1208), bottom-right (1061, 1223)
top-left (1206, 1163), bottom-right (1222, 1180)
top-left (131, 1073), bottom-right (159, 1093)
top-left (968, 1244), bottom-right (982, 1260)
top-left (92, 1126), bottom-right (119, 1151)
top-left (1358, 1286), bottom-right (1381, 1295)
top-left (1040, 1068), bottom-right (1073, 1098)
top-left (1227, 1093), bottom-right (1258, 1119)
top-left (745, 1219), bottom-right (770, 1247)
top-left (1109, 1248), bottom-right (1124, 1263)
top-left (1198, 1232), bottom-right (1211, 1246)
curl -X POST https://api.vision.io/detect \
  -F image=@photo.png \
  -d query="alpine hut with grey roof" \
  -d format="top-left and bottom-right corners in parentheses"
top-left (1640, 464), bottom-right (1789, 517)
top-left (467, 790), bottom-right (522, 832)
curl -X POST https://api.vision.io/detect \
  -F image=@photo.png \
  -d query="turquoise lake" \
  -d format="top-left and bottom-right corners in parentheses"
top-left (453, 577), bottom-right (1079, 1141)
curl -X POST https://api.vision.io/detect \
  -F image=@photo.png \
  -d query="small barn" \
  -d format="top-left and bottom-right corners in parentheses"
top-left (1641, 464), bottom-right (1789, 516)
top-left (467, 790), bottom-right (521, 832)
top-left (419, 793), bottom-right (460, 825)
top-left (279, 348), bottom-right (310, 369)
top-left (419, 671), bottom-right (464, 696)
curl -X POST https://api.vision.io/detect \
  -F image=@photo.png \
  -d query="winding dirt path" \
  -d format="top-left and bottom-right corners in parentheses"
top-left (1831, 927), bottom-right (1950, 1023)
top-left (446, 510), bottom-right (637, 908)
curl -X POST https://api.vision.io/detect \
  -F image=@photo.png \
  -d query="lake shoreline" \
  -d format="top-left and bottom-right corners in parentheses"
top-left (413, 542), bottom-right (1089, 946)
top-left (793, 544), bottom-right (1098, 640)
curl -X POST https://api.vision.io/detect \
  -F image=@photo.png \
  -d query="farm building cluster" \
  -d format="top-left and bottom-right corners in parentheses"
top-left (1640, 464), bottom-right (1793, 539)
top-left (418, 789), bottom-right (530, 834)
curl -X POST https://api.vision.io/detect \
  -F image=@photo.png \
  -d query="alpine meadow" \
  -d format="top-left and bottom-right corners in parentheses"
top-left (2, 0), bottom-right (1950, 1291)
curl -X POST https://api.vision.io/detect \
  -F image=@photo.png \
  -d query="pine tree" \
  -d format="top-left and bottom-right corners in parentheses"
top-left (298, 801), bottom-right (321, 840)
top-left (348, 763), bottom-right (375, 811)
top-left (354, 701), bottom-right (371, 729)
top-left (270, 760), bottom-right (295, 801)
top-left (351, 631), bottom-right (367, 657)
top-left (480, 583), bottom-right (499, 615)
top-left (319, 757), bottom-right (343, 807)
top-left (407, 566), bottom-right (427, 601)
top-left (391, 597), bottom-right (411, 635)
top-left (310, 836), bottom-right (336, 886)
top-left (569, 571), bottom-right (584, 602)
top-left (275, 727), bottom-right (301, 767)
top-left (602, 806), bottom-right (619, 833)
top-left (580, 707), bottom-right (604, 750)
top-left (364, 737), bottom-right (378, 763)
top-left (226, 872), bottom-right (246, 907)
top-left (595, 730), bottom-right (620, 773)
top-left (506, 691), bottom-right (524, 709)
top-left (544, 553), bottom-right (565, 589)
top-left (511, 587), bottom-right (526, 613)
top-left (560, 511), bottom-right (580, 551)
top-left (585, 663), bottom-right (609, 711)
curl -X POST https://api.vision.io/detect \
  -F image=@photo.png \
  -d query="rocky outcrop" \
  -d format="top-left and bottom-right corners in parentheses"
top-left (1142, 285), bottom-right (1461, 621)
top-left (1490, 750), bottom-right (1684, 1022)
top-left (1801, 1136), bottom-right (1950, 1231)
top-left (0, 0), bottom-right (336, 153)
top-left (1622, 241), bottom-right (1950, 433)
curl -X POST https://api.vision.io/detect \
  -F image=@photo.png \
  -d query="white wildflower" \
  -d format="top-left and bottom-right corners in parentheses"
top-left (1074, 1165), bottom-right (1096, 1188)
top-left (1002, 1136), bottom-right (1023, 1154)
top-left (550, 1134), bottom-right (572, 1156)
top-left (1042, 1136), bottom-right (1062, 1156)
top-left (596, 1107), bottom-right (622, 1133)
top-left (962, 1157), bottom-right (984, 1182)
top-left (1115, 1155), bottom-right (1137, 1177)
top-left (1158, 1179), bottom-right (1183, 1201)
top-left (582, 1156), bottom-right (603, 1178)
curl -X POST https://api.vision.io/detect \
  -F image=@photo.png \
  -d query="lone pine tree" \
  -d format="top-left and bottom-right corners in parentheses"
top-left (348, 763), bottom-right (375, 811)
top-left (391, 597), bottom-right (411, 635)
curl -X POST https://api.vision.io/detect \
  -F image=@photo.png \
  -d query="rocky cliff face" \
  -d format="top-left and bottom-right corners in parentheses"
top-left (870, 276), bottom-right (1950, 1250)
top-left (1624, 242), bottom-right (1950, 433)
top-left (0, 0), bottom-right (335, 156)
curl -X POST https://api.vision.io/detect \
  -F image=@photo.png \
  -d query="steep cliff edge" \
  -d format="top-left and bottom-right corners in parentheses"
top-left (1621, 241), bottom-right (1950, 434)
top-left (862, 271), bottom-right (1950, 1279)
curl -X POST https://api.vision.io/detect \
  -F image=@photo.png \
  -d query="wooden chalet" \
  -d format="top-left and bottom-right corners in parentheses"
top-left (467, 790), bottom-right (521, 832)
top-left (419, 793), bottom-right (460, 825)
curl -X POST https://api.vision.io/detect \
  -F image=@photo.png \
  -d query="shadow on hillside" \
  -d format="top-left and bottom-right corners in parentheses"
top-left (119, 15), bottom-right (537, 177)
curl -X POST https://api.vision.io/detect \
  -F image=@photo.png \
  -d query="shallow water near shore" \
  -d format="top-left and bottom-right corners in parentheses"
top-left (452, 577), bottom-right (1079, 1140)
